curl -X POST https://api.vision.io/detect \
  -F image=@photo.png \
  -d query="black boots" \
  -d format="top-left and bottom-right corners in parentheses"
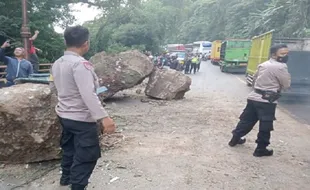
top-left (253, 148), bottom-right (274, 157)
top-left (71, 184), bottom-right (87, 190)
top-left (60, 176), bottom-right (70, 186)
top-left (229, 135), bottom-right (274, 157)
top-left (228, 135), bottom-right (246, 147)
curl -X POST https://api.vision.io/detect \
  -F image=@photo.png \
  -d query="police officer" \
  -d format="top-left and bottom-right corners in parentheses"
top-left (190, 55), bottom-right (198, 74)
top-left (0, 41), bottom-right (33, 86)
top-left (49, 25), bottom-right (116, 190)
top-left (228, 44), bottom-right (291, 157)
top-left (197, 53), bottom-right (202, 72)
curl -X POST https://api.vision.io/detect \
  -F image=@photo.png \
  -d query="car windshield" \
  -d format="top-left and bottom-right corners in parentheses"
top-left (176, 52), bottom-right (186, 58)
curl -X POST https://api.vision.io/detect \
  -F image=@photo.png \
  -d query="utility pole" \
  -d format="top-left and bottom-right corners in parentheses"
top-left (21, 0), bottom-right (30, 59)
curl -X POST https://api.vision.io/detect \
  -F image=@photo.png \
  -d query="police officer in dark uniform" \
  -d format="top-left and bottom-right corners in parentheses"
top-left (228, 44), bottom-right (291, 157)
top-left (50, 26), bottom-right (116, 190)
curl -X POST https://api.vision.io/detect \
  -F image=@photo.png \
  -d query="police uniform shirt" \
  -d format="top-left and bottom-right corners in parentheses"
top-left (248, 58), bottom-right (291, 103)
top-left (50, 51), bottom-right (108, 122)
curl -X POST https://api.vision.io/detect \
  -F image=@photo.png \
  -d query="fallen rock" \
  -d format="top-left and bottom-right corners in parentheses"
top-left (90, 50), bottom-right (154, 99)
top-left (0, 84), bottom-right (61, 163)
top-left (145, 68), bottom-right (191, 100)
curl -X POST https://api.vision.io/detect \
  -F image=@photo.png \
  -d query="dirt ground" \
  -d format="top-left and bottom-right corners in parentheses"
top-left (1, 62), bottom-right (310, 190)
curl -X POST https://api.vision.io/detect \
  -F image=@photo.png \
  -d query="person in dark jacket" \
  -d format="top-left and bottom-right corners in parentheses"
top-left (184, 55), bottom-right (191, 74)
top-left (169, 54), bottom-right (179, 70)
top-left (0, 41), bottom-right (33, 86)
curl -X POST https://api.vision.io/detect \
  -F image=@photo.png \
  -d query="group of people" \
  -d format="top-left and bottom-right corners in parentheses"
top-left (184, 53), bottom-right (202, 74)
top-left (0, 30), bottom-right (41, 87)
top-left (149, 52), bottom-right (203, 75)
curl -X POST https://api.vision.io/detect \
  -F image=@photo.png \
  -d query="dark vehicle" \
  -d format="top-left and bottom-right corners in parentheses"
top-left (274, 38), bottom-right (310, 103)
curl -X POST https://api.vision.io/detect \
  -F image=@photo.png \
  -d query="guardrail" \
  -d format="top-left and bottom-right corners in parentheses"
top-left (0, 63), bottom-right (52, 83)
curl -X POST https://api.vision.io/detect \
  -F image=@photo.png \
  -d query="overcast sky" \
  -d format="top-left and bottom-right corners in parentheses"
top-left (54, 3), bottom-right (101, 33)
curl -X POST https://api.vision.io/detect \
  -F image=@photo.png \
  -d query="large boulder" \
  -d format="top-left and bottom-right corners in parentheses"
top-left (0, 84), bottom-right (61, 164)
top-left (90, 50), bottom-right (154, 99)
top-left (145, 68), bottom-right (192, 100)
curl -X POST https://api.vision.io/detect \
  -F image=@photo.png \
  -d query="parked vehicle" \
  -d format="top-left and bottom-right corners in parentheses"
top-left (210, 40), bottom-right (221, 65)
top-left (219, 39), bottom-right (251, 73)
top-left (166, 44), bottom-right (185, 52)
top-left (170, 51), bottom-right (187, 65)
top-left (246, 30), bottom-right (274, 85)
top-left (184, 43), bottom-right (193, 54)
top-left (192, 41), bottom-right (212, 58)
top-left (277, 38), bottom-right (310, 102)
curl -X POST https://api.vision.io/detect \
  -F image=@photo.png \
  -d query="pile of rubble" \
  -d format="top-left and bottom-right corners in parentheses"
top-left (0, 50), bottom-right (191, 163)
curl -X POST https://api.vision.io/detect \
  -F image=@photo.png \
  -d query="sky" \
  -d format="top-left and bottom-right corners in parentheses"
top-left (54, 3), bottom-right (101, 33)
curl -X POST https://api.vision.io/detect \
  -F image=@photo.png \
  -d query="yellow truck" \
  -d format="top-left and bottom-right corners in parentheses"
top-left (210, 40), bottom-right (221, 65)
top-left (246, 30), bottom-right (274, 86)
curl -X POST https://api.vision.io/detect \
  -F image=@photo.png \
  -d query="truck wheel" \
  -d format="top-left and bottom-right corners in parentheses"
top-left (245, 74), bottom-right (252, 86)
top-left (220, 65), bottom-right (224, 72)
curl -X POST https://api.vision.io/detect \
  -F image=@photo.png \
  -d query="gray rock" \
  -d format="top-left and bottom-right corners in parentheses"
top-left (0, 83), bottom-right (61, 163)
top-left (145, 68), bottom-right (191, 100)
top-left (90, 50), bottom-right (154, 99)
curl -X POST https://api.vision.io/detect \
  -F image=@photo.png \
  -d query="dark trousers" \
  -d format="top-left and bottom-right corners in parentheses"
top-left (233, 100), bottom-right (276, 149)
top-left (197, 62), bottom-right (201, 71)
top-left (184, 64), bottom-right (190, 74)
top-left (6, 80), bottom-right (14, 87)
top-left (190, 63), bottom-right (197, 74)
top-left (29, 53), bottom-right (39, 73)
top-left (58, 117), bottom-right (101, 187)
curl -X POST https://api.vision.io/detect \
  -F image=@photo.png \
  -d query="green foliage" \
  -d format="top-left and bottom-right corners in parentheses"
top-left (176, 0), bottom-right (310, 42)
top-left (0, 0), bottom-right (77, 62)
top-left (1, 0), bottom-right (309, 62)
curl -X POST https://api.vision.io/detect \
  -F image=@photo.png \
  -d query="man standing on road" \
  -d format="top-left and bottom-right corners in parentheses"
top-left (190, 55), bottom-right (198, 74)
top-left (49, 25), bottom-right (116, 190)
top-left (184, 54), bottom-right (192, 74)
top-left (197, 53), bottom-right (202, 72)
top-left (170, 54), bottom-right (179, 70)
top-left (0, 41), bottom-right (33, 86)
top-left (228, 44), bottom-right (291, 157)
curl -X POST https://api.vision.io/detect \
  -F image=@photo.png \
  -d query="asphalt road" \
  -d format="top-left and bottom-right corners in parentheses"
top-left (191, 61), bottom-right (310, 124)
top-left (190, 61), bottom-right (251, 100)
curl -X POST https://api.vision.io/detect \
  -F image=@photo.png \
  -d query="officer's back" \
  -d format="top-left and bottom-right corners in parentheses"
top-left (52, 51), bottom-right (99, 122)
top-left (49, 25), bottom-right (116, 190)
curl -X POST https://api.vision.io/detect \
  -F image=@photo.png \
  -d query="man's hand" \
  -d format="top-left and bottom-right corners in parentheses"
top-left (35, 30), bottom-right (39, 35)
top-left (101, 117), bottom-right (116, 134)
top-left (35, 47), bottom-right (42, 53)
top-left (1, 41), bottom-right (10, 49)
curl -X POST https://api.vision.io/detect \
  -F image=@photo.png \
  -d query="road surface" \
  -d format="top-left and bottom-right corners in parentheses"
top-left (1, 61), bottom-right (310, 190)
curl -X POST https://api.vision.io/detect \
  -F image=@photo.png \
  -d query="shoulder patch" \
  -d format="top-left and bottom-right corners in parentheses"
top-left (82, 61), bottom-right (93, 70)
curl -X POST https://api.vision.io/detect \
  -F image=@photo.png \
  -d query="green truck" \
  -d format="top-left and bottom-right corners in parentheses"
top-left (219, 39), bottom-right (251, 73)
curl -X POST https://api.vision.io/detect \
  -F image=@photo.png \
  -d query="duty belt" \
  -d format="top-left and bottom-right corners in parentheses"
top-left (255, 89), bottom-right (281, 103)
